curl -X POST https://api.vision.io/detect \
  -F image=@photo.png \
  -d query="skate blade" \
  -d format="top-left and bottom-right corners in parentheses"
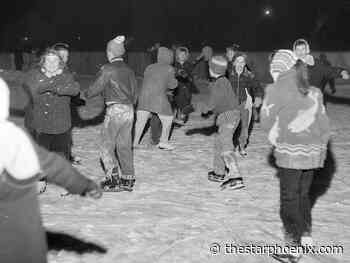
top-left (220, 184), bottom-right (245, 191)
top-left (208, 175), bottom-right (225, 182)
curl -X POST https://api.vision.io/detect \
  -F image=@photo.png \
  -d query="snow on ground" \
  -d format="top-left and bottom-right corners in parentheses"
top-left (8, 77), bottom-right (350, 263)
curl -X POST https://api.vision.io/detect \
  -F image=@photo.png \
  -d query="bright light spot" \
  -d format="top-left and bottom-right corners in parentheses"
top-left (23, 36), bottom-right (29, 41)
top-left (77, 36), bottom-right (81, 40)
top-left (263, 8), bottom-right (272, 16)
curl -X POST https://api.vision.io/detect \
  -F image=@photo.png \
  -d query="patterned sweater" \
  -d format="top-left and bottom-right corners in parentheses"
top-left (260, 69), bottom-right (330, 169)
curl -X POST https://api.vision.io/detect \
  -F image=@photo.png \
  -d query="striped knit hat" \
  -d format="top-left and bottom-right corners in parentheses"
top-left (209, 56), bottom-right (228, 75)
top-left (270, 49), bottom-right (297, 76)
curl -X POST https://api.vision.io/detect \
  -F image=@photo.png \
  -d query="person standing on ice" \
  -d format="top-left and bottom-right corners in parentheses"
top-left (260, 50), bottom-right (330, 263)
top-left (202, 56), bottom-right (244, 190)
top-left (84, 35), bottom-right (138, 192)
top-left (0, 49), bottom-right (80, 159)
top-left (173, 46), bottom-right (195, 124)
top-left (134, 47), bottom-right (178, 151)
top-left (292, 38), bottom-right (349, 105)
top-left (0, 78), bottom-right (102, 263)
top-left (227, 52), bottom-right (263, 157)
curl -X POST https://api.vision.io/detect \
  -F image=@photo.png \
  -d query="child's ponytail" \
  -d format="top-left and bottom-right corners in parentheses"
top-left (295, 59), bottom-right (310, 96)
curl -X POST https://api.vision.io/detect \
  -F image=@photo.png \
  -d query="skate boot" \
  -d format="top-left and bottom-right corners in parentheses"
top-left (220, 177), bottom-right (245, 190)
top-left (208, 171), bottom-right (225, 182)
top-left (272, 232), bottom-right (302, 263)
top-left (238, 144), bottom-right (248, 157)
top-left (100, 167), bottom-right (121, 192)
top-left (119, 178), bottom-right (135, 192)
top-left (157, 142), bottom-right (175, 151)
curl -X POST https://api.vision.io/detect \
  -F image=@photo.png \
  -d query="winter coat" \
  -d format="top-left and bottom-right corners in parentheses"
top-left (85, 59), bottom-right (138, 106)
top-left (192, 59), bottom-right (210, 81)
top-left (0, 68), bottom-right (80, 134)
top-left (308, 58), bottom-right (343, 91)
top-left (228, 70), bottom-right (263, 104)
top-left (138, 47), bottom-right (178, 115)
top-left (260, 68), bottom-right (330, 170)
top-left (207, 75), bottom-right (239, 115)
top-left (174, 61), bottom-right (194, 88)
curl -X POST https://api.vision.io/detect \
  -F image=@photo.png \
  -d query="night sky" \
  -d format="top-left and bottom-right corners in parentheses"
top-left (0, 0), bottom-right (349, 51)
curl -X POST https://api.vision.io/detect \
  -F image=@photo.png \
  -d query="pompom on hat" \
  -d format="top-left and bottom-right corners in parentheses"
top-left (209, 56), bottom-right (228, 75)
top-left (107, 35), bottom-right (126, 58)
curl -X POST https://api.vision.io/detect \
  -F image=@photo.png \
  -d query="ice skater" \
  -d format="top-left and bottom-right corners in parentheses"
top-left (84, 35), bottom-right (138, 192)
top-left (134, 47), bottom-right (178, 151)
top-left (203, 56), bottom-right (244, 190)
top-left (261, 50), bottom-right (330, 262)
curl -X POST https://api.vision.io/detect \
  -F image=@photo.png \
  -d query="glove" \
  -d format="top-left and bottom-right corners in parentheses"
top-left (341, 70), bottom-right (349, 80)
top-left (82, 180), bottom-right (103, 199)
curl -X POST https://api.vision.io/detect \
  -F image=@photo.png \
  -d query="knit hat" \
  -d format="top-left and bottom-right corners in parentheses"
top-left (107, 35), bottom-right (126, 58)
top-left (157, 47), bottom-right (174, 65)
top-left (0, 78), bottom-right (9, 121)
top-left (209, 56), bottom-right (228, 75)
top-left (270, 49), bottom-right (297, 77)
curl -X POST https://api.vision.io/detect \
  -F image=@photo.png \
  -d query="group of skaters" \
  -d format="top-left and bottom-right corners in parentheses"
top-left (0, 34), bottom-right (349, 263)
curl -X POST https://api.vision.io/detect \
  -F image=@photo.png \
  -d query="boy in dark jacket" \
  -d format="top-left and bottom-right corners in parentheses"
top-left (84, 36), bottom-right (138, 192)
top-left (173, 46), bottom-right (195, 124)
top-left (228, 53), bottom-right (263, 156)
top-left (0, 78), bottom-right (102, 263)
top-left (203, 56), bottom-right (244, 190)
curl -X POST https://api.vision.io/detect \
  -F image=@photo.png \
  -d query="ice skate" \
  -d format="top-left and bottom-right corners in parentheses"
top-left (118, 178), bottom-right (135, 192)
top-left (157, 142), bottom-right (175, 151)
top-left (238, 144), bottom-right (248, 157)
top-left (220, 177), bottom-right (245, 190)
top-left (207, 171), bottom-right (225, 182)
top-left (100, 167), bottom-right (122, 192)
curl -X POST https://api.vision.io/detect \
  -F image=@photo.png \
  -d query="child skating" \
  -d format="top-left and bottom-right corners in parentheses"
top-left (203, 56), bottom-right (244, 190)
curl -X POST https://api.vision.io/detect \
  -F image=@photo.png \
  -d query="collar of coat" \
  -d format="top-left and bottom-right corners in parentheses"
top-left (110, 57), bottom-right (124, 63)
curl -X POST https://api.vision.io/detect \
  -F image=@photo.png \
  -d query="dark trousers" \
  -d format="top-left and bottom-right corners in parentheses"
top-left (36, 131), bottom-right (71, 160)
top-left (174, 85), bottom-right (193, 114)
top-left (150, 113), bottom-right (162, 145)
top-left (279, 168), bottom-right (314, 243)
